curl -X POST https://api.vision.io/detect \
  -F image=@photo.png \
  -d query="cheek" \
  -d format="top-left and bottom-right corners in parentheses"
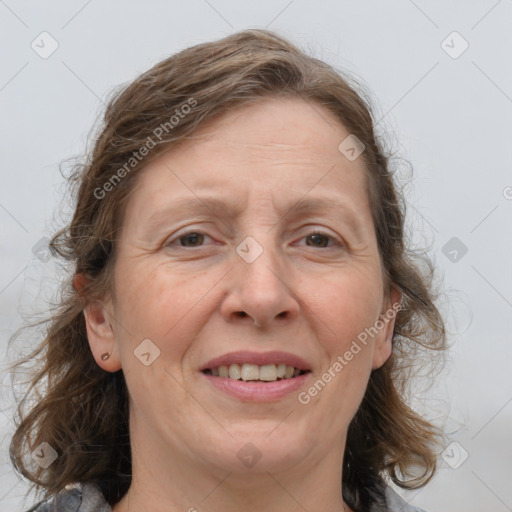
top-left (300, 271), bottom-right (383, 418)
top-left (112, 260), bottom-right (218, 358)
top-left (305, 269), bottom-right (383, 350)
top-left (111, 264), bottom-right (205, 413)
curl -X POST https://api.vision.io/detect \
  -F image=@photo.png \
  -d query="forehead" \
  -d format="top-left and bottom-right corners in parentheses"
top-left (181, 96), bottom-right (356, 166)
top-left (123, 96), bottom-right (371, 228)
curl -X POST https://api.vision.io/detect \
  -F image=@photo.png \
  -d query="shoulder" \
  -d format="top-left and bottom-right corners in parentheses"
top-left (26, 482), bottom-right (111, 512)
top-left (384, 485), bottom-right (429, 512)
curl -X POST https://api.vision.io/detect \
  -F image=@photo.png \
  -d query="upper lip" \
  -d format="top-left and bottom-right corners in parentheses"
top-left (200, 351), bottom-right (311, 371)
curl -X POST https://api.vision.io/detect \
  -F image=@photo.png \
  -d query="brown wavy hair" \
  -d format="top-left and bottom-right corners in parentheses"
top-left (9, 29), bottom-right (446, 511)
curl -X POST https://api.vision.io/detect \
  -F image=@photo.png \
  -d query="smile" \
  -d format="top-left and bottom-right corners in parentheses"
top-left (202, 363), bottom-right (310, 382)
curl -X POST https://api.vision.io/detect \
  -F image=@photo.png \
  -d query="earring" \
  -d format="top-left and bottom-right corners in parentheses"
top-left (101, 352), bottom-right (111, 361)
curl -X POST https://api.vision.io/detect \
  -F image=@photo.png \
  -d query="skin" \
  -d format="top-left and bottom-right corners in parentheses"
top-left (84, 96), bottom-right (401, 512)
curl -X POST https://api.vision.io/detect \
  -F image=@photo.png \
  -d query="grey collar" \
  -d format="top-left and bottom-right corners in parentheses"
top-left (27, 481), bottom-right (427, 512)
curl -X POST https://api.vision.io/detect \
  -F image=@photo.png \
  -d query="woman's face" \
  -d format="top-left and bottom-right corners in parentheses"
top-left (87, 97), bottom-right (399, 479)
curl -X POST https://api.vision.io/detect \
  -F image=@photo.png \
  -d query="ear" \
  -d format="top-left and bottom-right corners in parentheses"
top-left (75, 274), bottom-right (122, 372)
top-left (83, 300), bottom-right (122, 372)
top-left (371, 286), bottom-right (402, 370)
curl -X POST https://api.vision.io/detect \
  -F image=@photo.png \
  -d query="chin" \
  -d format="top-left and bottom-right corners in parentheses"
top-left (202, 428), bottom-right (309, 474)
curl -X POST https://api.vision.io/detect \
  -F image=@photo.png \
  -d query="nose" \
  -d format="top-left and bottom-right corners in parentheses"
top-left (220, 241), bottom-right (300, 328)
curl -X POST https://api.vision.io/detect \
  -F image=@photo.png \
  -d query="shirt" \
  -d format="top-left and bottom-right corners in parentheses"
top-left (26, 481), bottom-right (428, 512)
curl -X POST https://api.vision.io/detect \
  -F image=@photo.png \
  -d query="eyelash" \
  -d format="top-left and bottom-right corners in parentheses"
top-left (166, 230), bottom-right (342, 249)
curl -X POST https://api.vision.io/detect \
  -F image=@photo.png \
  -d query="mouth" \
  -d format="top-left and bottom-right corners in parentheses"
top-left (202, 364), bottom-right (311, 382)
top-left (199, 351), bottom-right (313, 401)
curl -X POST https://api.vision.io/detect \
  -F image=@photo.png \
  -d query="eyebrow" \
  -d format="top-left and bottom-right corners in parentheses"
top-left (146, 196), bottom-right (246, 228)
top-left (276, 197), bottom-right (364, 237)
top-left (146, 195), bottom-right (364, 236)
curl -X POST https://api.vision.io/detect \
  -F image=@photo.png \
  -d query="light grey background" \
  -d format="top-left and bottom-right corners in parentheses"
top-left (1, 1), bottom-right (511, 511)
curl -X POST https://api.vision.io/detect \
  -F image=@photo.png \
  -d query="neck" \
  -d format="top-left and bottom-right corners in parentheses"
top-left (112, 431), bottom-right (353, 512)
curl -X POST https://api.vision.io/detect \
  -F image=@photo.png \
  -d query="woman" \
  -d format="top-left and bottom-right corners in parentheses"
top-left (10, 29), bottom-right (446, 512)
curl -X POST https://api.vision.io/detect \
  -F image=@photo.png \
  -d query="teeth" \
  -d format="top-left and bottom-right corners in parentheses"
top-left (259, 364), bottom-right (277, 381)
top-left (241, 364), bottom-right (259, 381)
top-left (228, 364), bottom-right (241, 380)
top-left (212, 364), bottom-right (303, 381)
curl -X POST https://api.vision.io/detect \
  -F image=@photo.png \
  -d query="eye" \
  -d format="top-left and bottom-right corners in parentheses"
top-left (298, 231), bottom-right (341, 248)
top-left (167, 231), bottom-right (213, 248)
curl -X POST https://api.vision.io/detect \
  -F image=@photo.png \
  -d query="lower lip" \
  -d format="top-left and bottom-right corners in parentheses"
top-left (201, 372), bottom-right (311, 402)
